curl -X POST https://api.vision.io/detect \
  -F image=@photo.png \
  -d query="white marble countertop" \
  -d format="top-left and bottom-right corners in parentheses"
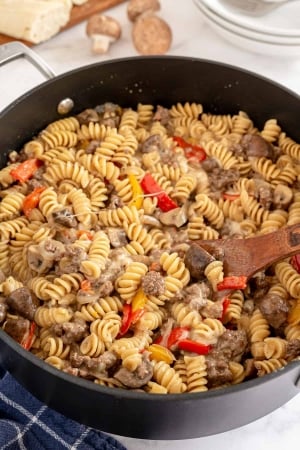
top-left (1, 0), bottom-right (300, 448)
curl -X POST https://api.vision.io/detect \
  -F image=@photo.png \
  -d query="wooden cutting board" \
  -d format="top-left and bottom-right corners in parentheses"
top-left (0, 0), bottom-right (127, 46)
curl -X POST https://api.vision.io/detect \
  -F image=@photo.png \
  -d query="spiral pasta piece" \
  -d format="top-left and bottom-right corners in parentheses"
top-left (248, 308), bottom-right (270, 343)
top-left (80, 231), bottom-right (110, 279)
top-left (39, 129), bottom-right (78, 150)
top-left (43, 273), bottom-right (84, 302)
top-left (75, 296), bottom-right (123, 322)
top-left (80, 333), bottom-right (105, 357)
top-left (90, 312), bottom-right (121, 348)
top-left (98, 205), bottom-right (142, 227)
top-left (204, 260), bottom-right (224, 292)
top-left (0, 216), bottom-right (28, 240)
top-left (192, 318), bottom-right (225, 345)
top-left (152, 360), bottom-right (187, 393)
top-left (43, 161), bottom-right (90, 188)
top-left (275, 261), bottom-right (300, 298)
top-left (194, 194), bottom-right (224, 229)
top-left (0, 191), bottom-right (25, 220)
top-left (254, 358), bottom-right (287, 377)
top-left (184, 355), bottom-right (208, 392)
top-left (116, 262), bottom-right (148, 301)
top-left (34, 306), bottom-right (73, 327)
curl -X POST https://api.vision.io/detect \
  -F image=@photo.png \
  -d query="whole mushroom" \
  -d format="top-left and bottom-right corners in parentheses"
top-left (86, 14), bottom-right (122, 54)
top-left (127, 0), bottom-right (161, 22)
top-left (132, 13), bottom-right (172, 55)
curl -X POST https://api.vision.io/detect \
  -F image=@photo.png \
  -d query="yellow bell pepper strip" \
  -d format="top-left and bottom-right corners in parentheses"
top-left (148, 344), bottom-right (175, 364)
top-left (131, 287), bottom-right (148, 312)
top-left (173, 136), bottom-right (206, 162)
top-left (128, 173), bottom-right (143, 210)
top-left (140, 172), bottom-right (178, 212)
top-left (10, 158), bottom-right (42, 183)
top-left (178, 339), bottom-right (211, 355)
top-left (22, 186), bottom-right (45, 217)
top-left (217, 276), bottom-right (247, 291)
top-left (21, 322), bottom-right (36, 351)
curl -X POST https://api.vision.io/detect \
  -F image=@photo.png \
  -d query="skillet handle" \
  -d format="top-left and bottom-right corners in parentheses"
top-left (0, 41), bottom-right (56, 80)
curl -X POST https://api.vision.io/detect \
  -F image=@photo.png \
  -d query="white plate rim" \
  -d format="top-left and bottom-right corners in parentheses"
top-left (194, 0), bottom-right (300, 55)
top-left (199, 0), bottom-right (300, 37)
top-left (193, 0), bottom-right (300, 44)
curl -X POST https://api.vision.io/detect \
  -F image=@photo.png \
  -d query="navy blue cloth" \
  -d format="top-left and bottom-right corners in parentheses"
top-left (0, 367), bottom-right (126, 450)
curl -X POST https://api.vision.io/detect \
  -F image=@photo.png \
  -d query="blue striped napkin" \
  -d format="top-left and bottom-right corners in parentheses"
top-left (0, 365), bottom-right (127, 450)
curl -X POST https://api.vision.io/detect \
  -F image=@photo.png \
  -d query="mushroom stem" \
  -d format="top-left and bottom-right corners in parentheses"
top-left (91, 34), bottom-right (115, 54)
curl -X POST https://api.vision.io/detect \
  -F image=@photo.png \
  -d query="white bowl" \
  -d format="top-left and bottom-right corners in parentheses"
top-left (194, 0), bottom-right (300, 57)
top-left (200, 0), bottom-right (300, 37)
top-left (194, 0), bottom-right (300, 44)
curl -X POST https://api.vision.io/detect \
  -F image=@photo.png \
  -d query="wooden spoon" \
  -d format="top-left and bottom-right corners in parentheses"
top-left (195, 223), bottom-right (300, 280)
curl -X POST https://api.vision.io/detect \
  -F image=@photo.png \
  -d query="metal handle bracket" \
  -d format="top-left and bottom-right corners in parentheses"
top-left (0, 41), bottom-right (56, 80)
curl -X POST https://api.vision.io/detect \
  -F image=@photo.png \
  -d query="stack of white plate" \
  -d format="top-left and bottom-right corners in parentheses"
top-left (193, 0), bottom-right (300, 56)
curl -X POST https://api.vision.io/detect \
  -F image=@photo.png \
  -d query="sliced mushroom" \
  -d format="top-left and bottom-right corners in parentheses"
top-left (141, 134), bottom-right (163, 153)
top-left (40, 239), bottom-right (65, 260)
top-left (127, 0), bottom-right (160, 22)
top-left (6, 287), bottom-right (39, 321)
top-left (114, 356), bottom-right (153, 388)
top-left (76, 108), bottom-right (99, 125)
top-left (184, 244), bottom-right (215, 280)
top-left (159, 205), bottom-right (188, 228)
top-left (27, 245), bottom-right (53, 273)
top-left (107, 227), bottom-right (128, 248)
top-left (273, 184), bottom-right (293, 209)
top-left (3, 316), bottom-right (30, 345)
top-left (132, 13), bottom-right (172, 55)
top-left (86, 14), bottom-right (122, 54)
top-left (241, 134), bottom-right (274, 160)
top-left (51, 208), bottom-right (78, 228)
top-left (0, 297), bottom-right (7, 324)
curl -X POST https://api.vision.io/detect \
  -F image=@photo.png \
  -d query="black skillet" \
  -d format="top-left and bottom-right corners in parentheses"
top-left (0, 42), bottom-right (299, 440)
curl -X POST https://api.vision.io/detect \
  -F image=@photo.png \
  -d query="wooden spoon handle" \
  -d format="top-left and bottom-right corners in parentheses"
top-left (195, 223), bottom-right (300, 279)
top-left (237, 222), bottom-right (300, 278)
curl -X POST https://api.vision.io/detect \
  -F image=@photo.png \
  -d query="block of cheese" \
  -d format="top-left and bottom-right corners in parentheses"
top-left (0, 0), bottom-right (73, 44)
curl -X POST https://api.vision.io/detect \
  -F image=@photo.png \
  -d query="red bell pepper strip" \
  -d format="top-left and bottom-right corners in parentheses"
top-left (222, 192), bottom-right (240, 201)
top-left (21, 322), bottom-right (36, 351)
top-left (119, 304), bottom-right (145, 336)
top-left (178, 339), bottom-right (211, 355)
top-left (167, 326), bottom-right (190, 350)
top-left (291, 254), bottom-right (300, 273)
top-left (131, 307), bottom-right (145, 324)
top-left (220, 297), bottom-right (231, 322)
top-left (173, 136), bottom-right (206, 162)
top-left (77, 230), bottom-right (93, 240)
top-left (22, 186), bottom-right (45, 217)
top-left (10, 158), bottom-right (42, 183)
top-left (80, 279), bottom-right (92, 291)
top-left (217, 276), bottom-right (247, 291)
top-left (120, 304), bottom-right (132, 336)
top-left (140, 173), bottom-right (178, 212)
top-left (154, 326), bottom-right (190, 349)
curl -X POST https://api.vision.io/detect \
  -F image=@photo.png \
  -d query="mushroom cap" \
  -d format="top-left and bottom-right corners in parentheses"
top-left (86, 14), bottom-right (122, 39)
top-left (127, 0), bottom-right (160, 22)
top-left (132, 14), bottom-right (172, 55)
